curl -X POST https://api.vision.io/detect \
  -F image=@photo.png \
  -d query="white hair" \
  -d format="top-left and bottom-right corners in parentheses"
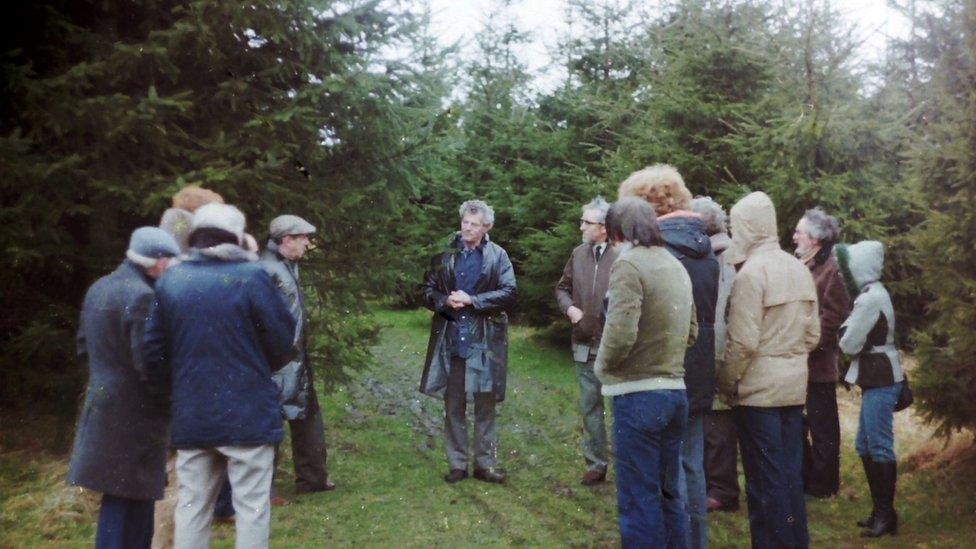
top-left (690, 196), bottom-right (728, 236)
top-left (459, 200), bottom-right (494, 226)
top-left (802, 207), bottom-right (840, 243)
top-left (582, 196), bottom-right (611, 223)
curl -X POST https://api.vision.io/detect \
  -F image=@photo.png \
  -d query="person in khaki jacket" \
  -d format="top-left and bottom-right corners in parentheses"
top-left (718, 191), bottom-right (820, 549)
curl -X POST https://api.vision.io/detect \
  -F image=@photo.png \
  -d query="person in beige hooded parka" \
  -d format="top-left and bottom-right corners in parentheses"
top-left (718, 191), bottom-right (820, 549)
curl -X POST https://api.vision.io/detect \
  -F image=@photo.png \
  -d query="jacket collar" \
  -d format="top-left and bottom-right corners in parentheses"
top-left (187, 243), bottom-right (258, 263)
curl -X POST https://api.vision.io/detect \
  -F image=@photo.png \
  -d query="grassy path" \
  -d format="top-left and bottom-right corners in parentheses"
top-left (2, 307), bottom-right (974, 547)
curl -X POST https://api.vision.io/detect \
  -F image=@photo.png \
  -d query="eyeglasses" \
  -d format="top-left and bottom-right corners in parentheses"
top-left (580, 219), bottom-right (604, 226)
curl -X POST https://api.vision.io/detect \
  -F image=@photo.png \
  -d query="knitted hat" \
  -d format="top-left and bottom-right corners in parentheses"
top-left (128, 227), bottom-right (181, 259)
top-left (191, 203), bottom-right (246, 239)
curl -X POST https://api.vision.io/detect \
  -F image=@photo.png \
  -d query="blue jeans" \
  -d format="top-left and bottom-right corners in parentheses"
top-left (95, 494), bottom-right (154, 549)
top-left (855, 383), bottom-right (901, 463)
top-left (612, 389), bottom-right (689, 549)
top-left (678, 412), bottom-right (707, 549)
top-left (733, 406), bottom-right (808, 549)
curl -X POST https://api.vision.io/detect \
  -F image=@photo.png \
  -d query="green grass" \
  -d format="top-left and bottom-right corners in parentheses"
top-left (2, 307), bottom-right (975, 547)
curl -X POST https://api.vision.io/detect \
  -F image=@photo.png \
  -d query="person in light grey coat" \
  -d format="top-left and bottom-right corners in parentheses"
top-left (262, 214), bottom-right (334, 494)
top-left (67, 227), bottom-right (180, 549)
top-left (836, 240), bottom-right (904, 538)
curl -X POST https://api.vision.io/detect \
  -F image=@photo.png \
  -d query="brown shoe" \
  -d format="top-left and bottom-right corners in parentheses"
top-left (443, 469), bottom-right (468, 483)
top-left (270, 495), bottom-right (290, 507)
top-left (581, 470), bottom-right (606, 486)
top-left (473, 468), bottom-right (506, 484)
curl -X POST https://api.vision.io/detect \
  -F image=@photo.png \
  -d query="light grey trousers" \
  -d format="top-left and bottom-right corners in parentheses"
top-left (575, 359), bottom-right (609, 473)
top-left (174, 445), bottom-right (274, 549)
top-left (444, 356), bottom-right (497, 471)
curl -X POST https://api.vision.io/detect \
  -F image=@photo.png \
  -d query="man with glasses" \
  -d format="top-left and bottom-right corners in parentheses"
top-left (262, 214), bottom-right (335, 500)
top-left (420, 200), bottom-right (517, 484)
top-left (555, 197), bottom-right (619, 485)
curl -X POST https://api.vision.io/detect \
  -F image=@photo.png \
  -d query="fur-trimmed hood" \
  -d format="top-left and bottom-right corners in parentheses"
top-left (836, 240), bottom-right (883, 294)
top-left (186, 243), bottom-right (259, 263)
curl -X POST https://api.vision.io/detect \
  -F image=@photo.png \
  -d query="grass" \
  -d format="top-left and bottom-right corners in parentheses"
top-left (1, 307), bottom-right (974, 547)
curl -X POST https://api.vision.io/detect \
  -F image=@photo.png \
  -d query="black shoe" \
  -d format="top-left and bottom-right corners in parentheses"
top-left (473, 468), bottom-right (506, 484)
top-left (862, 461), bottom-right (898, 537)
top-left (857, 456), bottom-right (877, 529)
top-left (443, 469), bottom-right (468, 483)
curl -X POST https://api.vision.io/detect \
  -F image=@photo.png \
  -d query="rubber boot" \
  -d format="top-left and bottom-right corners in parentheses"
top-left (856, 455), bottom-right (877, 529)
top-left (862, 461), bottom-right (898, 537)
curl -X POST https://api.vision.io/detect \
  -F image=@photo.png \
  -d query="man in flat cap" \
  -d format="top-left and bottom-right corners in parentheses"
top-left (262, 214), bottom-right (335, 499)
top-left (68, 227), bottom-right (181, 548)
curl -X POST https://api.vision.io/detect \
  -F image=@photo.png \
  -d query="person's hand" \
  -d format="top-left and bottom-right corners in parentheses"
top-left (566, 306), bottom-right (584, 324)
top-left (449, 290), bottom-right (473, 308)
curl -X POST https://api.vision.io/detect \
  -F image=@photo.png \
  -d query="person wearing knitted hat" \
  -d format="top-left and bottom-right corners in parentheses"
top-left (67, 227), bottom-right (180, 549)
top-left (144, 204), bottom-right (296, 548)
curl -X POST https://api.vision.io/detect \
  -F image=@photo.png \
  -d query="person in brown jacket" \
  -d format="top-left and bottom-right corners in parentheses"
top-left (793, 208), bottom-right (851, 499)
top-left (718, 191), bottom-right (820, 549)
top-left (555, 197), bottom-right (619, 485)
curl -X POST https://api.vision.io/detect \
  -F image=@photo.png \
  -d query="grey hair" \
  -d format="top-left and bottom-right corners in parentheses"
top-left (459, 199), bottom-right (494, 226)
top-left (689, 196), bottom-right (728, 236)
top-left (605, 197), bottom-right (663, 247)
top-left (802, 207), bottom-right (840, 243)
top-left (582, 196), bottom-right (611, 223)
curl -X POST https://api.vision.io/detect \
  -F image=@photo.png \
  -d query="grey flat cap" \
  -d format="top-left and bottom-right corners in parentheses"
top-left (128, 226), bottom-right (181, 259)
top-left (270, 214), bottom-right (316, 239)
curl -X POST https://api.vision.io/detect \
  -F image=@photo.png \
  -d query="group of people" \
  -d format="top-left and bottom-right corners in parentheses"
top-left (66, 165), bottom-right (907, 548)
top-left (68, 186), bottom-right (334, 548)
top-left (419, 165), bottom-right (906, 548)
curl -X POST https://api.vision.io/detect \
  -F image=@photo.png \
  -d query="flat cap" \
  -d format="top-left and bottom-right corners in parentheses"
top-left (269, 215), bottom-right (316, 239)
top-left (128, 227), bottom-right (181, 259)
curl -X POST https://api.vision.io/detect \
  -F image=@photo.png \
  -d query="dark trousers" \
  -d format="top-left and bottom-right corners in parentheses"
top-left (95, 494), bottom-right (154, 549)
top-left (734, 405), bottom-right (808, 549)
top-left (802, 381), bottom-right (840, 497)
top-left (214, 474), bottom-right (234, 518)
top-left (276, 381), bottom-right (330, 493)
top-left (612, 390), bottom-right (688, 549)
top-left (444, 356), bottom-right (497, 470)
top-left (703, 409), bottom-right (740, 507)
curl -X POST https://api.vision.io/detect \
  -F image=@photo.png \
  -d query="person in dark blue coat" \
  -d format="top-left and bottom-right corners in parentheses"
top-left (68, 227), bottom-right (181, 549)
top-left (144, 203), bottom-right (296, 548)
top-left (619, 164), bottom-right (719, 549)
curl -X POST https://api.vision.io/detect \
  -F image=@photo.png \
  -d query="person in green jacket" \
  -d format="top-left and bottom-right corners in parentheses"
top-left (595, 197), bottom-right (697, 547)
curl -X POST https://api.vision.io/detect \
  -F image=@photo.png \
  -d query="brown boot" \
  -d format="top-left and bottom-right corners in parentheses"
top-left (581, 470), bottom-right (606, 486)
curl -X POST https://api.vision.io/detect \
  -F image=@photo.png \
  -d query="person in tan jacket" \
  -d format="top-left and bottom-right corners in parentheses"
top-left (718, 191), bottom-right (820, 549)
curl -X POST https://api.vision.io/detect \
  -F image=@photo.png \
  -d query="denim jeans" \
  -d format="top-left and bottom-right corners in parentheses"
top-left (855, 382), bottom-right (901, 463)
top-left (678, 412), bottom-right (707, 549)
top-left (612, 389), bottom-right (689, 549)
top-left (576, 359), bottom-right (609, 472)
top-left (733, 405), bottom-right (808, 549)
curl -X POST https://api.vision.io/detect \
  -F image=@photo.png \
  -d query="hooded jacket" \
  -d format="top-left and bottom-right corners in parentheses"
top-left (836, 241), bottom-right (903, 388)
top-left (709, 232), bottom-right (737, 412)
top-left (718, 192), bottom-right (820, 407)
top-left (143, 244), bottom-right (297, 449)
top-left (660, 213), bottom-right (719, 414)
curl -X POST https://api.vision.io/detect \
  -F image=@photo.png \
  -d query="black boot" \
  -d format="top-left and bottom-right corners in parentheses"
top-left (862, 461), bottom-right (898, 537)
top-left (857, 455), bottom-right (877, 528)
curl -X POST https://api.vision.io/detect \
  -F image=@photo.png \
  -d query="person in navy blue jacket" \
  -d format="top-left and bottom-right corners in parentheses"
top-left (144, 203), bottom-right (295, 549)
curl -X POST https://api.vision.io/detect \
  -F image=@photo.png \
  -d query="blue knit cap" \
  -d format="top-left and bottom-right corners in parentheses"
top-left (128, 227), bottom-right (181, 259)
